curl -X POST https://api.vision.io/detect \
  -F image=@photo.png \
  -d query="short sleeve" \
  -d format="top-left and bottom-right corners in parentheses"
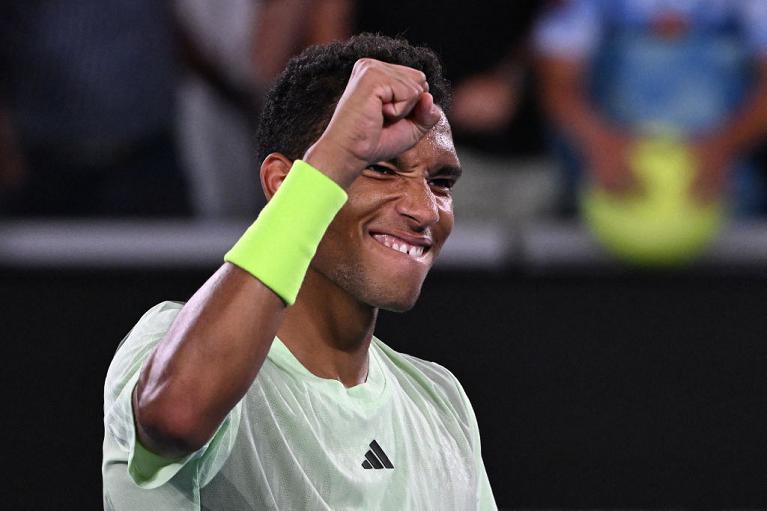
top-left (450, 375), bottom-right (498, 511)
top-left (739, 0), bottom-right (767, 55)
top-left (103, 301), bottom-right (242, 491)
top-left (533, 0), bottom-right (603, 58)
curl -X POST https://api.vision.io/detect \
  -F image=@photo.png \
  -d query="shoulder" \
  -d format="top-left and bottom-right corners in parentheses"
top-left (120, 301), bottom-right (184, 346)
top-left (372, 338), bottom-right (474, 428)
top-left (105, 301), bottom-right (185, 403)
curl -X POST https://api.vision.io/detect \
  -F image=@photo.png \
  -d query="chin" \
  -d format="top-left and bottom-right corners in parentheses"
top-left (377, 298), bottom-right (418, 313)
top-left (312, 251), bottom-right (429, 312)
top-left (363, 283), bottom-right (423, 313)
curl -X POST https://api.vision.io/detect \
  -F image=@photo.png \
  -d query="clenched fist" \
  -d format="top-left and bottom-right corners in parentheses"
top-left (303, 58), bottom-right (442, 189)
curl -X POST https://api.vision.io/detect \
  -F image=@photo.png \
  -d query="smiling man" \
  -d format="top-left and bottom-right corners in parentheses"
top-left (102, 34), bottom-right (496, 510)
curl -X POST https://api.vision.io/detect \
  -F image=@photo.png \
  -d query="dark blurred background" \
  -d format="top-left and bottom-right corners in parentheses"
top-left (3, 0), bottom-right (767, 509)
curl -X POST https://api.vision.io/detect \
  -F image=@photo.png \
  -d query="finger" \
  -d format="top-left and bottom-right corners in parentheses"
top-left (375, 97), bottom-right (439, 160)
top-left (384, 63), bottom-right (429, 92)
top-left (382, 98), bottom-right (419, 120)
top-left (381, 81), bottom-right (428, 121)
top-left (409, 92), bottom-right (441, 132)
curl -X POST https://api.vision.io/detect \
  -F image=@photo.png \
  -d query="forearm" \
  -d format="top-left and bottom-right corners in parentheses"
top-left (252, 0), bottom-right (310, 86)
top-left (704, 60), bottom-right (767, 155)
top-left (537, 56), bottom-right (618, 147)
top-left (134, 263), bottom-right (286, 458)
top-left (305, 0), bottom-right (354, 46)
top-left (252, 0), bottom-right (354, 87)
top-left (173, 10), bottom-right (255, 111)
top-left (134, 161), bottom-right (351, 458)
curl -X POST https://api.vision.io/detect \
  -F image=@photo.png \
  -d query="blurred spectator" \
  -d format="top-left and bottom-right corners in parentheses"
top-left (0, 1), bottom-right (189, 217)
top-left (535, 0), bottom-right (767, 216)
top-left (356, 0), bottom-right (545, 157)
top-left (174, 0), bottom-right (353, 219)
top-left (354, 1), bottom-right (561, 224)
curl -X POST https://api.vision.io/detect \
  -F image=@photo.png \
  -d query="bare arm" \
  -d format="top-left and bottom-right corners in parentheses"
top-left (705, 58), bottom-right (767, 155)
top-left (691, 58), bottom-right (767, 201)
top-left (540, 57), bottom-right (622, 146)
top-left (251, 0), bottom-right (311, 87)
top-left (252, 0), bottom-right (353, 88)
top-left (172, 6), bottom-right (256, 113)
top-left (450, 48), bottom-right (525, 133)
top-left (537, 56), bottom-right (637, 194)
top-left (133, 58), bottom-right (441, 459)
top-left (304, 0), bottom-right (354, 46)
top-left (133, 264), bottom-right (285, 458)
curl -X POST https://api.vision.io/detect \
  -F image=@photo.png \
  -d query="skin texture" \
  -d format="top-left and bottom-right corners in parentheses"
top-left (276, 116), bottom-right (459, 385)
top-left (133, 58), bottom-right (458, 459)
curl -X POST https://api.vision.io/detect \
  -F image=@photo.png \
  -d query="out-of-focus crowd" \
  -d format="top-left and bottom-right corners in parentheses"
top-left (1, 0), bottom-right (767, 222)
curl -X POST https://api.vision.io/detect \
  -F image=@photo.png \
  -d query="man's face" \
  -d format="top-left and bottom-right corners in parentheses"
top-left (310, 113), bottom-right (461, 312)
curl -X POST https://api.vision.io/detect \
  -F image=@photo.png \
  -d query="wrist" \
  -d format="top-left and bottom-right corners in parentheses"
top-left (224, 160), bottom-right (348, 305)
top-left (303, 137), bottom-right (367, 190)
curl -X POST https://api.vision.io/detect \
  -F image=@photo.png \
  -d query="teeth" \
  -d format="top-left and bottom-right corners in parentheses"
top-left (372, 234), bottom-right (426, 259)
top-left (408, 245), bottom-right (424, 257)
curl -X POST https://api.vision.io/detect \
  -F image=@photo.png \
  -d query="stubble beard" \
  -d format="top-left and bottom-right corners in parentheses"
top-left (318, 257), bottom-right (425, 313)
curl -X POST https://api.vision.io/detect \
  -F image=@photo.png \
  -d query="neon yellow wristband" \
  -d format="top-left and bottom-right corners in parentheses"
top-left (224, 160), bottom-right (348, 305)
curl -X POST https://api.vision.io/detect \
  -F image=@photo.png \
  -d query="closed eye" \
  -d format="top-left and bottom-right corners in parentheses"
top-left (366, 164), bottom-right (396, 176)
top-left (429, 177), bottom-right (456, 190)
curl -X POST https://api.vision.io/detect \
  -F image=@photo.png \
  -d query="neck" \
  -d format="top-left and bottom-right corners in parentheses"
top-left (277, 268), bottom-right (378, 388)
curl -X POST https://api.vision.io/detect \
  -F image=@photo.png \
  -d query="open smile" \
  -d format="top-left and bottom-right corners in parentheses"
top-left (370, 233), bottom-right (432, 260)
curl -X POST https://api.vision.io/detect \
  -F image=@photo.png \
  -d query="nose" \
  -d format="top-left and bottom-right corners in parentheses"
top-left (396, 177), bottom-right (440, 229)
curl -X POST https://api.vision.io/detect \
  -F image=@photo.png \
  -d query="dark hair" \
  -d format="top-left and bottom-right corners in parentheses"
top-left (255, 33), bottom-right (451, 166)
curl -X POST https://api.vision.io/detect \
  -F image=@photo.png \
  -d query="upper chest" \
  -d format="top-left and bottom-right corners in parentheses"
top-left (203, 371), bottom-right (476, 510)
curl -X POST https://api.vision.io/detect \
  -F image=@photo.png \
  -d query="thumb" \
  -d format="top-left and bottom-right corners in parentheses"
top-left (409, 92), bottom-right (441, 133)
top-left (376, 95), bottom-right (441, 160)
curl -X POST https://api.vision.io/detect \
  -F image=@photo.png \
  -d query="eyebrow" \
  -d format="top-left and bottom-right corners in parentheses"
top-left (435, 165), bottom-right (463, 180)
top-left (386, 158), bottom-right (463, 180)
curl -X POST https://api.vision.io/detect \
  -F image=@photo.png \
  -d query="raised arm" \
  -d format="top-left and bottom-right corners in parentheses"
top-left (133, 58), bottom-right (441, 459)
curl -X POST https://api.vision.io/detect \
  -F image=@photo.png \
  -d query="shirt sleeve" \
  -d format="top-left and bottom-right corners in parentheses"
top-left (441, 368), bottom-right (497, 511)
top-left (739, 0), bottom-right (767, 55)
top-left (533, 0), bottom-right (603, 58)
top-left (103, 301), bottom-right (242, 490)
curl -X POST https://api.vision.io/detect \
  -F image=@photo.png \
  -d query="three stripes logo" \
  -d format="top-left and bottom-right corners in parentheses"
top-left (361, 440), bottom-right (394, 470)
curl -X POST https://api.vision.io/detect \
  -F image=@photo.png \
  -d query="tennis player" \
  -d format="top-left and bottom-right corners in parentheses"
top-left (103, 34), bottom-right (497, 510)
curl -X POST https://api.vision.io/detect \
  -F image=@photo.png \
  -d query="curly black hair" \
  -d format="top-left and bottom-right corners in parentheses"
top-left (255, 33), bottom-right (451, 166)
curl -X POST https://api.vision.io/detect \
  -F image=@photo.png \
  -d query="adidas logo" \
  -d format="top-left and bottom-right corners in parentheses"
top-left (361, 440), bottom-right (394, 470)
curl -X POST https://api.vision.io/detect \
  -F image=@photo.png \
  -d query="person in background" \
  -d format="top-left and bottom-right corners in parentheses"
top-left (353, 1), bottom-right (556, 223)
top-left (174, 0), bottom-right (353, 219)
top-left (535, 0), bottom-right (767, 216)
top-left (0, 1), bottom-right (189, 217)
top-left (356, 1), bottom-right (545, 157)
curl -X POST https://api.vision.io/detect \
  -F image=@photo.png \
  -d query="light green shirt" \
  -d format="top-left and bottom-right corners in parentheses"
top-left (103, 301), bottom-right (497, 510)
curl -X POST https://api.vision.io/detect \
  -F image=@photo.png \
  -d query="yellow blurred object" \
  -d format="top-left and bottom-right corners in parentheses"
top-left (581, 136), bottom-right (724, 266)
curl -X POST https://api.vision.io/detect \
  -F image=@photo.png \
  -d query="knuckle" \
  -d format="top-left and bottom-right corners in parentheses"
top-left (353, 59), bottom-right (385, 85)
top-left (354, 58), bottom-right (377, 73)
